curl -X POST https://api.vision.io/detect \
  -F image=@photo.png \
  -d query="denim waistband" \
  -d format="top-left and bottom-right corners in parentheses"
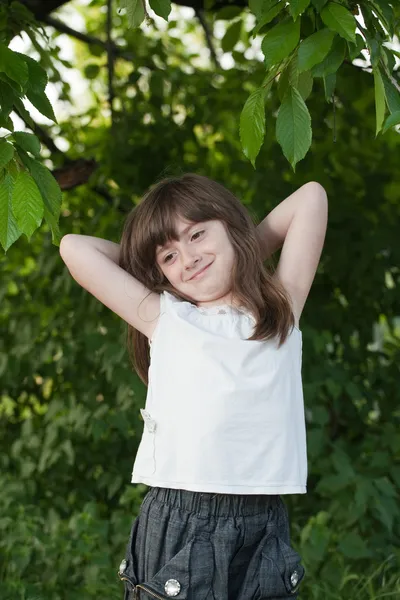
top-left (144, 486), bottom-right (282, 518)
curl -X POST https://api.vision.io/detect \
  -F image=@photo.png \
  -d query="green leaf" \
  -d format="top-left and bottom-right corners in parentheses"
top-left (278, 56), bottom-right (313, 101)
top-left (316, 473), bottom-right (350, 494)
top-left (253, 2), bottom-right (285, 37)
top-left (18, 149), bottom-right (62, 246)
top-left (248, 0), bottom-right (263, 18)
top-left (17, 53), bottom-right (48, 93)
top-left (0, 81), bottom-right (17, 118)
top-left (17, 152), bottom-right (62, 221)
top-left (321, 2), bottom-right (357, 43)
top-left (221, 20), bottom-right (242, 53)
top-left (26, 88), bottom-right (57, 123)
top-left (288, 0), bottom-right (311, 21)
top-left (338, 532), bottom-right (371, 559)
top-left (323, 72), bottom-right (336, 100)
top-left (0, 114), bottom-right (14, 131)
top-left (0, 172), bottom-right (21, 251)
top-left (261, 18), bottom-right (300, 69)
top-left (149, 0), bottom-right (171, 20)
top-left (381, 111), bottom-right (400, 134)
top-left (368, 39), bottom-right (381, 68)
top-left (277, 67), bottom-right (293, 102)
top-left (373, 68), bottom-right (386, 135)
top-left (0, 139), bottom-right (14, 169)
top-left (0, 43), bottom-right (28, 88)
top-left (276, 86), bottom-right (312, 170)
top-left (239, 87), bottom-right (266, 168)
top-left (44, 204), bottom-right (61, 245)
top-left (297, 70), bottom-right (313, 100)
top-left (312, 36), bottom-right (346, 77)
top-left (13, 132), bottom-right (41, 158)
top-left (298, 28), bottom-right (335, 73)
top-left (374, 477), bottom-right (397, 498)
top-left (373, 495), bottom-right (397, 532)
top-left (311, 0), bottom-right (328, 9)
top-left (11, 170), bottom-right (44, 240)
top-left (120, 0), bottom-right (145, 28)
top-left (382, 46), bottom-right (395, 73)
top-left (347, 34), bottom-right (365, 61)
top-left (372, 0), bottom-right (395, 37)
top-left (380, 69), bottom-right (400, 114)
top-left (13, 97), bottom-right (35, 129)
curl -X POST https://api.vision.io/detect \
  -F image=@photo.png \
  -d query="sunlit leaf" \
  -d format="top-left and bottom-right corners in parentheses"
top-left (321, 2), bottom-right (357, 43)
top-left (0, 139), bottom-right (14, 169)
top-left (13, 132), bottom-right (41, 158)
top-left (373, 68), bottom-right (386, 135)
top-left (276, 86), bottom-right (312, 170)
top-left (240, 87), bottom-right (266, 168)
top-left (149, 0), bottom-right (171, 21)
top-left (11, 170), bottom-right (44, 240)
top-left (298, 29), bottom-right (335, 73)
top-left (0, 172), bottom-right (21, 251)
top-left (261, 18), bottom-right (300, 69)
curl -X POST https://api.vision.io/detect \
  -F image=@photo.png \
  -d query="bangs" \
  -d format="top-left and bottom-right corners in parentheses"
top-left (143, 181), bottom-right (220, 255)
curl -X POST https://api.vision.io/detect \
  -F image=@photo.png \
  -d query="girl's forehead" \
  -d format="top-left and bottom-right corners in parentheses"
top-left (155, 217), bottom-right (198, 255)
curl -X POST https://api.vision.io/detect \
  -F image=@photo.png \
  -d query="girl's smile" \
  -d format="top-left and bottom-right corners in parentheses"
top-left (187, 261), bottom-right (213, 281)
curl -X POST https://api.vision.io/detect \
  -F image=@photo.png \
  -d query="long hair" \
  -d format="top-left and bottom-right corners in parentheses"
top-left (118, 173), bottom-right (295, 385)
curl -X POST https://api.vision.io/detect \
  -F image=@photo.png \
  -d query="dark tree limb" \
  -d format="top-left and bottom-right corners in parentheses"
top-left (13, 99), bottom-right (121, 210)
top-left (106, 0), bottom-right (116, 127)
top-left (21, 0), bottom-right (248, 19)
top-left (41, 15), bottom-right (136, 63)
top-left (195, 9), bottom-right (220, 69)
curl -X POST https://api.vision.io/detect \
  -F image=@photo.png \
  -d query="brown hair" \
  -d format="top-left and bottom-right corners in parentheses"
top-left (119, 173), bottom-right (295, 385)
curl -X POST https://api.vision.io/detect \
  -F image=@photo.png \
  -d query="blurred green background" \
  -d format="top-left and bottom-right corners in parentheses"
top-left (0, 1), bottom-right (399, 598)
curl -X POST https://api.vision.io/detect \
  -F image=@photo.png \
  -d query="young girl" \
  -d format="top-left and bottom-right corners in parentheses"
top-left (59, 173), bottom-right (328, 599)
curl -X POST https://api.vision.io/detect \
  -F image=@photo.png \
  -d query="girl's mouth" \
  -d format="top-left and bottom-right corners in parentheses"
top-left (189, 262), bottom-right (212, 281)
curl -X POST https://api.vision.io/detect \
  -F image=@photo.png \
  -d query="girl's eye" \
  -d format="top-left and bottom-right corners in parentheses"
top-left (191, 230), bottom-right (204, 241)
top-left (164, 254), bottom-right (174, 263)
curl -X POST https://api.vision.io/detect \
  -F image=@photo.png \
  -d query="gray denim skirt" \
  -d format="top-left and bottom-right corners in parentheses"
top-left (118, 486), bottom-right (305, 600)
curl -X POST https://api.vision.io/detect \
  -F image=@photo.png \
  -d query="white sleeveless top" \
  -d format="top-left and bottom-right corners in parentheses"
top-left (131, 291), bottom-right (307, 494)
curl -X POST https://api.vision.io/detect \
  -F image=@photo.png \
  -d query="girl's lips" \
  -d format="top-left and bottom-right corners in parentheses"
top-left (189, 262), bottom-right (212, 281)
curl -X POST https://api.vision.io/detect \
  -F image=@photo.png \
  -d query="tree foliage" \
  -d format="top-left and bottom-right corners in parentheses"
top-left (0, 0), bottom-right (399, 249)
top-left (0, 1), bottom-right (400, 599)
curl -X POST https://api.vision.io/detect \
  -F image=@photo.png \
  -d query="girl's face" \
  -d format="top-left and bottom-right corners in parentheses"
top-left (156, 217), bottom-right (236, 307)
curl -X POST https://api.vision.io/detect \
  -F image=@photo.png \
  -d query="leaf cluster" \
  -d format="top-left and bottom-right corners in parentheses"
top-left (240, 0), bottom-right (400, 169)
top-left (0, 35), bottom-right (61, 250)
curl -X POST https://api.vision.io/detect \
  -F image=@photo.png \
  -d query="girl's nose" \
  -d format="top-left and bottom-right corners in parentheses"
top-left (184, 257), bottom-right (200, 272)
top-left (182, 249), bottom-right (200, 271)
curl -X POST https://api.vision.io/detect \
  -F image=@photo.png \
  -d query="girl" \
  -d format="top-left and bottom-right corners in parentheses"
top-left (59, 173), bottom-right (328, 599)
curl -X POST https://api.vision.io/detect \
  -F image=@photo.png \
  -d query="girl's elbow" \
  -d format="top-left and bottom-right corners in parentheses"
top-left (307, 181), bottom-right (328, 202)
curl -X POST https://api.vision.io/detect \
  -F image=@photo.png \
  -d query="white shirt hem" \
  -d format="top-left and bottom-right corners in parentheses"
top-left (131, 474), bottom-right (307, 495)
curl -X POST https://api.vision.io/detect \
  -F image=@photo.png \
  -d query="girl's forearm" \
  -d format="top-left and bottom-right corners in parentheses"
top-left (256, 182), bottom-right (327, 261)
top-left (60, 234), bottom-right (120, 264)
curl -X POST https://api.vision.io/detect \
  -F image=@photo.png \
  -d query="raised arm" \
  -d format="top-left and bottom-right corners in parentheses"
top-left (59, 234), bottom-right (160, 338)
top-left (256, 181), bottom-right (328, 324)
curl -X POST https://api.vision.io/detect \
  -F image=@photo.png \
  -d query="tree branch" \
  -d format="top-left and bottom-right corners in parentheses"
top-left (21, 0), bottom-right (248, 19)
top-left (13, 100), bottom-right (125, 211)
top-left (195, 9), bottom-right (220, 69)
top-left (106, 0), bottom-right (116, 128)
top-left (42, 15), bottom-right (136, 62)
